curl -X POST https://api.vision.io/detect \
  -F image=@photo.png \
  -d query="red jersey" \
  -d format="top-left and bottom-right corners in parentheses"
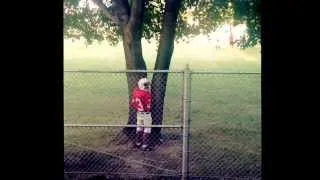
top-left (131, 88), bottom-right (152, 112)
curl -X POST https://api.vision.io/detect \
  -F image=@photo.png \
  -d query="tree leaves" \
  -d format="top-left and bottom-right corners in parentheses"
top-left (141, 0), bottom-right (164, 42)
top-left (64, 0), bottom-right (82, 7)
top-left (64, 0), bottom-right (121, 45)
top-left (232, 0), bottom-right (260, 48)
top-left (64, 0), bottom-right (260, 48)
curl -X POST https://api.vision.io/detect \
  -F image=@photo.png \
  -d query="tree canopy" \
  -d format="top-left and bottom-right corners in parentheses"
top-left (64, 0), bottom-right (260, 48)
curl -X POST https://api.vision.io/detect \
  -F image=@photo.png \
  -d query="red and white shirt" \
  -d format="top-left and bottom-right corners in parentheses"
top-left (131, 88), bottom-right (152, 112)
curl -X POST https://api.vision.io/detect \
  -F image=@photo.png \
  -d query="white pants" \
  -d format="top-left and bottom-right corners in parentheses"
top-left (136, 112), bottom-right (152, 133)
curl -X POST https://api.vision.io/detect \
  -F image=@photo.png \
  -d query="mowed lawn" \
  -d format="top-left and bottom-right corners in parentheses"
top-left (64, 38), bottom-right (261, 178)
top-left (64, 38), bottom-right (260, 72)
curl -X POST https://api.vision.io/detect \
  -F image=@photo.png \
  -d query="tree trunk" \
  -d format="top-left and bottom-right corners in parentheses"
top-left (121, 28), bottom-right (147, 139)
top-left (151, 0), bottom-right (181, 144)
top-left (229, 23), bottom-right (234, 47)
top-left (120, 0), bottom-right (147, 141)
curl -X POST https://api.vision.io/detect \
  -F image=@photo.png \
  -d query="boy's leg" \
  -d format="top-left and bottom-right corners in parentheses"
top-left (141, 113), bottom-right (153, 151)
top-left (134, 112), bottom-right (144, 148)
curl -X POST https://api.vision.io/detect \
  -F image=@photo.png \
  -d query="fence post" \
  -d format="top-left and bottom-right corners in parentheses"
top-left (182, 64), bottom-right (191, 180)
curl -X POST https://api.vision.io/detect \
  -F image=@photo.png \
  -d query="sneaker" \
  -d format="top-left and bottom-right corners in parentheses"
top-left (140, 144), bottom-right (153, 151)
top-left (133, 142), bottom-right (142, 149)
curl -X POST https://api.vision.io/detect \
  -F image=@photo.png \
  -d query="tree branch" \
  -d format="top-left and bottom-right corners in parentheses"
top-left (128, 0), bottom-right (144, 26)
top-left (91, 0), bottom-right (130, 25)
top-left (91, 0), bottom-right (119, 24)
top-left (154, 0), bottom-right (181, 70)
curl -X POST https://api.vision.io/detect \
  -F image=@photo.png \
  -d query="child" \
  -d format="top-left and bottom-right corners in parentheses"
top-left (131, 77), bottom-right (153, 151)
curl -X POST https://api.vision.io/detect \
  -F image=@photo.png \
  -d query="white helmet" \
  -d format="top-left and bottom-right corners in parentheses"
top-left (138, 78), bottom-right (151, 91)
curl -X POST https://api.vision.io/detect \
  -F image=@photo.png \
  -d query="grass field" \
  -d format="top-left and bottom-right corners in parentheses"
top-left (64, 38), bottom-right (260, 72)
top-left (64, 38), bottom-right (261, 179)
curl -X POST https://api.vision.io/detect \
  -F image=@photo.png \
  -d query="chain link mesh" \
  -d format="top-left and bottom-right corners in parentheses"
top-left (64, 71), bottom-right (261, 179)
top-left (64, 71), bottom-right (184, 179)
top-left (64, 71), bottom-right (183, 125)
top-left (64, 126), bottom-right (182, 179)
top-left (189, 73), bottom-right (261, 179)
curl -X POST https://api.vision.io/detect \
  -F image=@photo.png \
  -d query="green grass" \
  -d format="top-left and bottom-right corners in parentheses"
top-left (64, 38), bottom-right (261, 72)
top-left (64, 38), bottom-right (261, 178)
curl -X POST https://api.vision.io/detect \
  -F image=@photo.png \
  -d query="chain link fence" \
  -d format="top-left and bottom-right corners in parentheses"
top-left (189, 72), bottom-right (261, 179)
top-left (64, 70), bottom-right (184, 179)
top-left (64, 69), bottom-right (261, 180)
top-left (64, 71), bottom-right (183, 125)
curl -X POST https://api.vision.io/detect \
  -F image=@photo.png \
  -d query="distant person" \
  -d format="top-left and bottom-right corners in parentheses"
top-left (240, 35), bottom-right (246, 46)
top-left (215, 39), bottom-right (221, 50)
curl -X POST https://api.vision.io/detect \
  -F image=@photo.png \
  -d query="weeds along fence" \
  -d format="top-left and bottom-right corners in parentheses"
top-left (64, 67), bottom-right (261, 180)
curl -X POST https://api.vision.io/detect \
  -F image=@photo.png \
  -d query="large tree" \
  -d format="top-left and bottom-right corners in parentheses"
top-left (64, 0), bottom-right (260, 144)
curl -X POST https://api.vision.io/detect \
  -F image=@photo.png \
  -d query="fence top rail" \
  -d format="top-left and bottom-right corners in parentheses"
top-left (64, 70), bottom-right (184, 73)
top-left (64, 124), bottom-right (182, 128)
top-left (191, 71), bottom-right (261, 75)
top-left (64, 70), bottom-right (261, 74)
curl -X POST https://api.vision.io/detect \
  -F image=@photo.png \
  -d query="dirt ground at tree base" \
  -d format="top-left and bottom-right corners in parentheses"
top-left (64, 133), bottom-right (182, 180)
top-left (64, 132), bottom-right (261, 180)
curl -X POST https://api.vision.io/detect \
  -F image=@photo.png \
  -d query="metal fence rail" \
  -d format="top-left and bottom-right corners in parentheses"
top-left (64, 68), bottom-right (261, 180)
